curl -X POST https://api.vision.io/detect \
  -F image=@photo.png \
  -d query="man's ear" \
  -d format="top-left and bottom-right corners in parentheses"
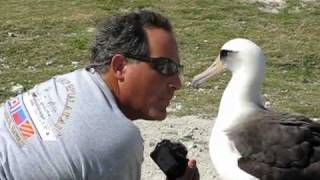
top-left (109, 54), bottom-right (128, 80)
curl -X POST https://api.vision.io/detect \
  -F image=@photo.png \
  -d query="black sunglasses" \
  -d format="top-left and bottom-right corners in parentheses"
top-left (123, 53), bottom-right (183, 76)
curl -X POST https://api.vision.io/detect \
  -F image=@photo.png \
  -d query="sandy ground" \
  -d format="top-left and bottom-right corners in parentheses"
top-left (134, 116), bottom-right (220, 180)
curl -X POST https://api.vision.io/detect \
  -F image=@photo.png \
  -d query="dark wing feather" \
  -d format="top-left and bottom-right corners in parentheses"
top-left (228, 110), bottom-right (320, 180)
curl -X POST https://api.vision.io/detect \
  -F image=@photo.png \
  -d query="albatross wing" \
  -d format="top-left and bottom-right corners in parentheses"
top-left (228, 111), bottom-right (320, 180)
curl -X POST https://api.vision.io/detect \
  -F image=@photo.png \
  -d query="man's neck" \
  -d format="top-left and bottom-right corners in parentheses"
top-left (101, 72), bottom-right (138, 121)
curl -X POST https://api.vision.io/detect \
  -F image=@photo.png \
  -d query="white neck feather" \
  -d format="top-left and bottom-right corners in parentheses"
top-left (215, 65), bottom-right (265, 130)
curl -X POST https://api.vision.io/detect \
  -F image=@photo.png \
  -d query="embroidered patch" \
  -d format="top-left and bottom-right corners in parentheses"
top-left (19, 121), bottom-right (35, 138)
top-left (4, 96), bottom-right (35, 145)
top-left (4, 109), bottom-right (25, 145)
top-left (8, 98), bottom-right (21, 112)
top-left (12, 108), bottom-right (27, 125)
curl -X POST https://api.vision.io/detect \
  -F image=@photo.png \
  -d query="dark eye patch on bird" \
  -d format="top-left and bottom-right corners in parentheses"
top-left (220, 50), bottom-right (237, 59)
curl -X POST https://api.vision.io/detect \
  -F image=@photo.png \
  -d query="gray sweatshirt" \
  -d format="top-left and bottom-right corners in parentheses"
top-left (0, 69), bottom-right (144, 180)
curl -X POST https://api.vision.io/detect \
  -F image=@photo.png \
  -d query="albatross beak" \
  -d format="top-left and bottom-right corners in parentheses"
top-left (191, 55), bottom-right (224, 88)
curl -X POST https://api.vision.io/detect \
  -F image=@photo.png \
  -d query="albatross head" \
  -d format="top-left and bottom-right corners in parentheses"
top-left (191, 38), bottom-right (266, 88)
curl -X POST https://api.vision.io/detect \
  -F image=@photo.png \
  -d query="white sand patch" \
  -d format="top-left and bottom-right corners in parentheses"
top-left (301, 0), bottom-right (317, 2)
top-left (240, 0), bottom-right (318, 13)
top-left (134, 115), bottom-right (220, 180)
top-left (240, 0), bottom-right (287, 13)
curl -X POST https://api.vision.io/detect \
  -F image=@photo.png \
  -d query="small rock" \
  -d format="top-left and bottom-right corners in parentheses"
top-left (86, 27), bottom-right (95, 33)
top-left (8, 32), bottom-right (17, 37)
top-left (175, 104), bottom-right (182, 111)
top-left (187, 143), bottom-right (197, 149)
top-left (3, 65), bottom-right (10, 69)
top-left (280, 89), bottom-right (289, 93)
top-left (65, 33), bottom-right (77, 37)
top-left (185, 81), bottom-right (191, 87)
top-left (198, 88), bottom-right (205, 92)
top-left (71, 61), bottom-right (79, 65)
top-left (46, 60), bottom-right (54, 66)
top-left (265, 101), bottom-right (271, 107)
top-left (149, 142), bottom-right (155, 147)
top-left (182, 130), bottom-right (193, 140)
top-left (10, 84), bottom-right (24, 94)
top-left (182, 134), bottom-right (193, 140)
top-left (28, 66), bottom-right (36, 71)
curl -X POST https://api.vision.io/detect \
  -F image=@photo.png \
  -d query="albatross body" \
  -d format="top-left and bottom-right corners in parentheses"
top-left (192, 38), bottom-right (320, 180)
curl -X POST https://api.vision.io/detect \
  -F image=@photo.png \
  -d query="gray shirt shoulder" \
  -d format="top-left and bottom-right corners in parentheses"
top-left (0, 69), bottom-right (144, 180)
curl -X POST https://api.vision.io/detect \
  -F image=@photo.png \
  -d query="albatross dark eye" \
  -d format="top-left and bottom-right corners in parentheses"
top-left (220, 50), bottom-right (237, 59)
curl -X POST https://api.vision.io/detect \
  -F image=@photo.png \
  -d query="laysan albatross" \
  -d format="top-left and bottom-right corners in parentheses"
top-left (191, 38), bottom-right (320, 180)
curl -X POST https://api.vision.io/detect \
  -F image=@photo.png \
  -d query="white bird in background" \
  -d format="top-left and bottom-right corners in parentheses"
top-left (192, 38), bottom-right (320, 180)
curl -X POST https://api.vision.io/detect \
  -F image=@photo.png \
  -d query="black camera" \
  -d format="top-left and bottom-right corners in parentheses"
top-left (150, 139), bottom-right (188, 180)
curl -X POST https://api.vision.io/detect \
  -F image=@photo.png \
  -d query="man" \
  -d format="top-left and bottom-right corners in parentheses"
top-left (0, 10), bottom-right (199, 180)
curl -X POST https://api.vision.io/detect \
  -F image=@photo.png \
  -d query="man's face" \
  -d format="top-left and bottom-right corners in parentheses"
top-left (118, 28), bottom-right (182, 120)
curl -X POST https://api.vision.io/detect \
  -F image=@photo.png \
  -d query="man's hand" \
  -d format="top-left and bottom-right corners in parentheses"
top-left (176, 159), bottom-right (200, 180)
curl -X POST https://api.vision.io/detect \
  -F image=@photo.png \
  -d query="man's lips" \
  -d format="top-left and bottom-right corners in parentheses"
top-left (160, 96), bottom-right (173, 101)
top-left (160, 97), bottom-right (172, 107)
